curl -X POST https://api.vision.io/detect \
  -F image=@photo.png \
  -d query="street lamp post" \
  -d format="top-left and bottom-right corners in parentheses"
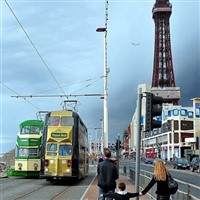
top-left (100, 119), bottom-right (104, 153)
top-left (96, 0), bottom-right (109, 148)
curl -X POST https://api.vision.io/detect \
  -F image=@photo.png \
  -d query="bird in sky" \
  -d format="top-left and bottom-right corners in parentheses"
top-left (132, 42), bottom-right (140, 46)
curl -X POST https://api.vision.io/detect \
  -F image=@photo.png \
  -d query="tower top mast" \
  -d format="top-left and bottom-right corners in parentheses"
top-left (151, 0), bottom-right (180, 105)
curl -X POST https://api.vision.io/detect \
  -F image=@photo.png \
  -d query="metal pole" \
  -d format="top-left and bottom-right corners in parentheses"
top-left (172, 119), bottom-right (174, 160)
top-left (96, 0), bottom-right (109, 148)
top-left (135, 88), bottom-right (142, 200)
top-left (117, 134), bottom-right (120, 172)
top-left (95, 129), bottom-right (98, 154)
top-left (199, 137), bottom-right (200, 173)
top-left (103, 0), bottom-right (109, 148)
top-left (100, 119), bottom-right (104, 153)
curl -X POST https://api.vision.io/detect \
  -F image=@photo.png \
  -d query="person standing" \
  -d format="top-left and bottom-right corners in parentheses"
top-left (97, 148), bottom-right (119, 200)
top-left (140, 160), bottom-right (171, 200)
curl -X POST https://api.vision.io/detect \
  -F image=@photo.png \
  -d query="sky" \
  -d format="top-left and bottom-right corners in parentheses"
top-left (1, 0), bottom-right (200, 154)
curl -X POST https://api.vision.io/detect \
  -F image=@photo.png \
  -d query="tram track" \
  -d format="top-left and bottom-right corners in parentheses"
top-left (8, 184), bottom-right (48, 200)
top-left (1, 178), bottom-right (40, 193)
top-left (1, 166), bottom-right (96, 200)
top-left (51, 186), bottom-right (70, 200)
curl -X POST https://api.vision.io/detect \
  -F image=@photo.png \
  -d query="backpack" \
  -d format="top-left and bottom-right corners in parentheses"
top-left (168, 174), bottom-right (178, 194)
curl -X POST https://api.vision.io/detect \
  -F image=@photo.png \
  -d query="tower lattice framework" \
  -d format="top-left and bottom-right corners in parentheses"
top-left (151, 0), bottom-right (180, 105)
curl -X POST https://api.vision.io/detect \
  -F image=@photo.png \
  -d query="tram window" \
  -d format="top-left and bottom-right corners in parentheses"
top-left (61, 117), bottom-right (74, 126)
top-left (48, 117), bottom-right (60, 126)
top-left (21, 126), bottom-right (40, 134)
top-left (21, 126), bottom-right (31, 134)
top-left (19, 148), bottom-right (29, 156)
top-left (19, 148), bottom-right (38, 156)
top-left (29, 148), bottom-right (39, 156)
top-left (59, 144), bottom-right (72, 156)
top-left (47, 143), bottom-right (57, 151)
top-left (31, 126), bottom-right (40, 134)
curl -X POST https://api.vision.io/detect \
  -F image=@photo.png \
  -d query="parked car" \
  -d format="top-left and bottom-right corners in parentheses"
top-left (144, 157), bottom-right (153, 164)
top-left (153, 158), bottom-right (166, 165)
top-left (173, 158), bottom-right (190, 169)
top-left (190, 157), bottom-right (200, 172)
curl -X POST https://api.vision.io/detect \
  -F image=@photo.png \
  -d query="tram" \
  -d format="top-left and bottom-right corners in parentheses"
top-left (7, 120), bottom-right (44, 177)
top-left (40, 109), bottom-right (89, 182)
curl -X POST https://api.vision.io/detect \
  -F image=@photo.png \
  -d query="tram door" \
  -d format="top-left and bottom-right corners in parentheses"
top-left (58, 144), bottom-right (72, 176)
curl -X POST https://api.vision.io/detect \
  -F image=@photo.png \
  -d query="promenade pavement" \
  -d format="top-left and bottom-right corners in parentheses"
top-left (82, 165), bottom-right (151, 200)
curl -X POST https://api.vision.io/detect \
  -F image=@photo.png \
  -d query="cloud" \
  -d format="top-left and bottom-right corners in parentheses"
top-left (1, 0), bottom-right (199, 153)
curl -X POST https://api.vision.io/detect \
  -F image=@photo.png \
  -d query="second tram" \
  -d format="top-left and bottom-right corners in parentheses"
top-left (7, 119), bottom-right (44, 177)
top-left (40, 110), bottom-right (89, 182)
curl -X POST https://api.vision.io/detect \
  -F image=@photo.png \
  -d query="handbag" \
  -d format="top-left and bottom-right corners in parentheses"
top-left (168, 174), bottom-right (178, 194)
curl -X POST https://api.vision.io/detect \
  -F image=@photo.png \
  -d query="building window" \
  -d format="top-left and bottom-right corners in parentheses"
top-left (195, 107), bottom-right (200, 118)
top-left (173, 109), bottom-right (179, 116)
top-left (180, 109), bottom-right (187, 116)
top-left (174, 120), bottom-right (179, 130)
top-left (188, 111), bottom-right (193, 118)
top-left (174, 132), bottom-right (179, 143)
top-left (181, 121), bottom-right (193, 130)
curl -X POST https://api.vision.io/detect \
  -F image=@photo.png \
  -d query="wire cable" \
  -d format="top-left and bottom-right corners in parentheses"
top-left (4, 0), bottom-right (67, 97)
top-left (70, 76), bottom-right (103, 95)
top-left (0, 81), bottom-right (40, 110)
top-left (39, 76), bottom-right (104, 94)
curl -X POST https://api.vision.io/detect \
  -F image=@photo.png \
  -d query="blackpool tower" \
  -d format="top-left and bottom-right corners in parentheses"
top-left (151, 0), bottom-right (180, 105)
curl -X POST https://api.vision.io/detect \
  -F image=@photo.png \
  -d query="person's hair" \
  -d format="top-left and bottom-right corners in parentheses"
top-left (154, 160), bottom-right (169, 181)
top-left (118, 182), bottom-right (126, 191)
top-left (103, 148), bottom-right (111, 158)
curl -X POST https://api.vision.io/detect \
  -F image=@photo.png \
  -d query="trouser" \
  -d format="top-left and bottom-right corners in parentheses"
top-left (157, 194), bottom-right (170, 200)
top-left (98, 187), bottom-right (115, 200)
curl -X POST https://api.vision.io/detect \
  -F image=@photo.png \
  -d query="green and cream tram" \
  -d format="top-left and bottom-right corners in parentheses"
top-left (7, 120), bottom-right (44, 177)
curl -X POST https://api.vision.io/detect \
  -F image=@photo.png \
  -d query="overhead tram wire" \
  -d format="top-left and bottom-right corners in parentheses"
top-left (70, 76), bottom-right (103, 95)
top-left (11, 94), bottom-right (103, 98)
top-left (39, 76), bottom-right (104, 94)
top-left (0, 82), bottom-right (40, 110)
top-left (4, 0), bottom-right (67, 97)
top-left (11, 77), bottom-right (104, 98)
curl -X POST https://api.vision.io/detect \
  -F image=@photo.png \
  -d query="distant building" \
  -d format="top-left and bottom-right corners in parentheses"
top-left (124, 84), bottom-right (200, 161)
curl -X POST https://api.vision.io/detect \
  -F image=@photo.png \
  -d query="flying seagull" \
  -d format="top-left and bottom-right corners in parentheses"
top-left (132, 43), bottom-right (140, 46)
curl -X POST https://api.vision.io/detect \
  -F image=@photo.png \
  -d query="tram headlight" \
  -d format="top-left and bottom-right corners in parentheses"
top-left (45, 167), bottom-right (49, 172)
top-left (34, 163), bottom-right (38, 170)
top-left (66, 169), bottom-right (70, 173)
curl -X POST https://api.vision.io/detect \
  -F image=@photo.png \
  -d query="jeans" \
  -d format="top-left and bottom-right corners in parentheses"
top-left (157, 194), bottom-right (170, 200)
top-left (98, 187), bottom-right (115, 200)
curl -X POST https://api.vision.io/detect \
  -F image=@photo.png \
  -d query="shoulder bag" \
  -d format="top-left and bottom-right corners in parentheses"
top-left (168, 174), bottom-right (178, 194)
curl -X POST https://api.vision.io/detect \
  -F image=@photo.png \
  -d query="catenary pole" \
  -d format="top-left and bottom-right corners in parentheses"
top-left (96, 0), bottom-right (109, 147)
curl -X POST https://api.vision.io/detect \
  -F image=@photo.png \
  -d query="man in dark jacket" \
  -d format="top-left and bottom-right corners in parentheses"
top-left (97, 148), bottom-right (119, 200)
